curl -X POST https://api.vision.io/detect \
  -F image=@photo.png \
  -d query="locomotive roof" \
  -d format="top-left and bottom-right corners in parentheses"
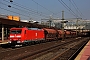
top-left (27, 28), bottom-right (42, 30)
top-left (43, 28), bottom-right (57, 33)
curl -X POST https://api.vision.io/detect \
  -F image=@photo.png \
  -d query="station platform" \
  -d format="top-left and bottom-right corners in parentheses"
top-left (75, 40), bottom-right (90, 60)
top-left (0, 40), bottom-right (8, 45)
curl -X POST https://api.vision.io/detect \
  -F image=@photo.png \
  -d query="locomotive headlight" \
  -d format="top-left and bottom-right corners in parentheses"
top-left (8, 41), bottom-right (11, 43)
top-left (17, 41), bottom-right (20, 43)
top-left (10, 36), bottom-right (14, 38)
top-left (16, 36), bottom-right (21, 38)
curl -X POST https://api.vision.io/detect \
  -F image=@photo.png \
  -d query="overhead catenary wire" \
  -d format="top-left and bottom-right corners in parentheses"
top-left (58, 0), bottom-right (79, 18)
top-left (0, 7), bottom-right (30, 18)
top-left (61, 0), bottom-right (79, 18)
top-left (69, 0), bottom-right (80, 18)
top-left (1, 0), bottom-right (50, 20)
top-left (71, 0), bottom-right (86, 19)
top-left (1, 0), bottom-right (85, 21)
top-left (0, 2), bottom-right (44, 17)
top-left (3, 0), bottom-right (48, 18)
top-left (58, 0), bottom-right (76, 17)
top-left (0, 1), bottom-right (31, 18)
top-left (32, 0), bottom-right (55, 15)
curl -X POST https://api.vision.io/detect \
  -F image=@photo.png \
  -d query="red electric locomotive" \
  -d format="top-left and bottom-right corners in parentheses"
top-left (8, 27), bottom-right (45, 44)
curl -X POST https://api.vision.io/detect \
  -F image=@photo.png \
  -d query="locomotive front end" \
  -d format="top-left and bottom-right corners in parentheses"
top-left (8, 29), bottom-right (22, 44)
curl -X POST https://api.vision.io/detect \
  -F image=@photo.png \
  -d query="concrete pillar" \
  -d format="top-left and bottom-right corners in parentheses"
top-left (6, 28), bottom-right (8, 39)
top-left (2, 25), bottom-right (4, 41)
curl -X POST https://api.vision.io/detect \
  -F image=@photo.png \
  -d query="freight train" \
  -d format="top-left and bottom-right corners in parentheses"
top-left (8, 27), bottom-right (78, 45)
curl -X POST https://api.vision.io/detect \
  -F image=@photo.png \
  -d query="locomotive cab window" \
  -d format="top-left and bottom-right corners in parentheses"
top-left (10, 30), bottom-right (22, 34)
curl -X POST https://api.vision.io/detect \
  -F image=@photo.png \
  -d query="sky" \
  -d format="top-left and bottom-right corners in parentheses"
top-left (0, 0), bottom-right (90, 22)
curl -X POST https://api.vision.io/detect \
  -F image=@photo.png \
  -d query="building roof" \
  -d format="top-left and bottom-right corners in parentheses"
top-left (0, 18), bottom-right (47, 28)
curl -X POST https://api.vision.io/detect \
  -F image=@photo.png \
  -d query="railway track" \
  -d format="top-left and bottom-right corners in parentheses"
top-left (25, 37), bottom-right (89, 60)
top-left (51, 37), bottom-right (89, 60)
top-left (0, 37), bottom-right (89, 60)
top-left (0, 38), bottom-right (63, 59)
